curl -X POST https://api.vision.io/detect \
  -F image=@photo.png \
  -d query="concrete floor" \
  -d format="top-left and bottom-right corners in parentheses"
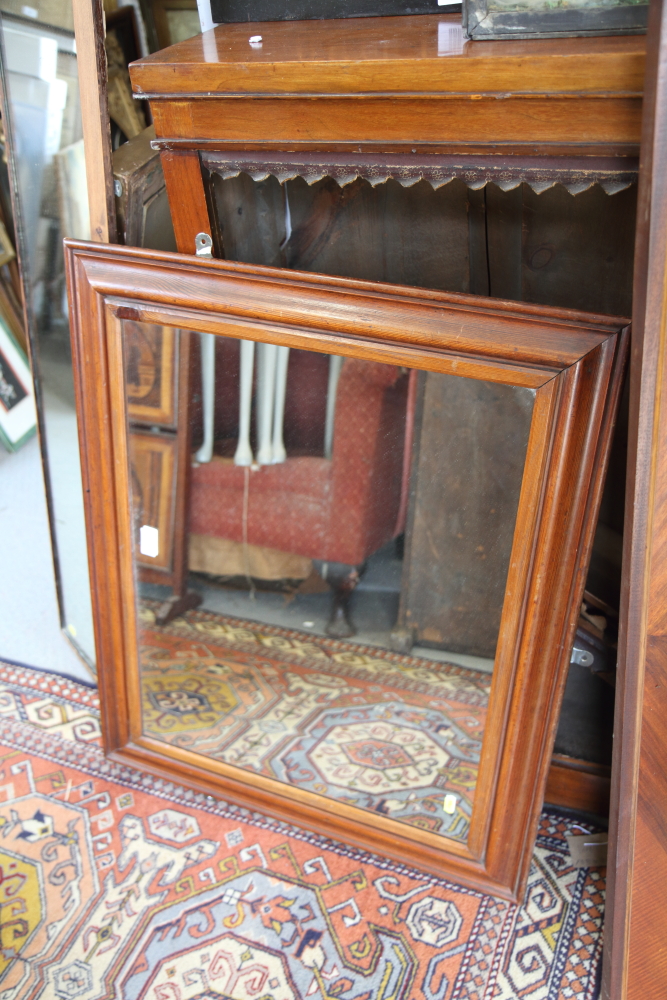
top-left (0, 432), bottom-right (94, 683)
top-left (41, 385), bottom-right (96, 664)
top-left (142, 539), bottom-right (496, 675)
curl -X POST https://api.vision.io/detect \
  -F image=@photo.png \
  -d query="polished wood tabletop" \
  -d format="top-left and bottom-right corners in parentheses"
top-left (129, 13), bottom-right (645, 97)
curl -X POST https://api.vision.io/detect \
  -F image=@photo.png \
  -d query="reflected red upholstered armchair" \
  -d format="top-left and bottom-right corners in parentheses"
top-left (188, 345), bottom-right (408, 634)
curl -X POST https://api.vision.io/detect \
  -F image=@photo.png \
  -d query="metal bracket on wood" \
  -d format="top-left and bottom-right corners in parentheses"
top-left (571, 645), bottom-right (596, 667)
top-left (195, 232), bottom-right (213, 257)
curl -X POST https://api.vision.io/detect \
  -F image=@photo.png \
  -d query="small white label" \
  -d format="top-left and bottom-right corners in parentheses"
top-left (249, 34), bottom-right (263, 47)
top-left (443, 794), bottom-right (458, 815)
top-left (140, 525), bottom-right (159, 558)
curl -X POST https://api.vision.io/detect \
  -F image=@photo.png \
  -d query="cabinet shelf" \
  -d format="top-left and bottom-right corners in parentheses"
top-left (130, 15), bottom-right (645, 153)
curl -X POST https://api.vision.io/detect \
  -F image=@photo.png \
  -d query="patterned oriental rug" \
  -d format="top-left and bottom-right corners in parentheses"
top-left (0, 659), bottom-right (605, 1000)
top-left (138, 605), bottom-right (492, 844)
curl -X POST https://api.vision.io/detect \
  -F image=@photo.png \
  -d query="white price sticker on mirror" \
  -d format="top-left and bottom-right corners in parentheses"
top-left (140, 525), bottom-right (159, 558)
top-left (443, 794), bottom-right (458, 815)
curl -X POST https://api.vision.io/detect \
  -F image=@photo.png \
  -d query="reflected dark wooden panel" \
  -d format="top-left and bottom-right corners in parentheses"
top-left (545, 755), bottom-right (611, 817)
top-left (397, 372), bottom-right (533, 658)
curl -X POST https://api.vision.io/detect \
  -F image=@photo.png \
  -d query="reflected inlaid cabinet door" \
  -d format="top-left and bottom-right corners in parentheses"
top-left (124, 321), bottom-right (179, 576)
top-left (124, 321), bottom-right (177, 428)
top-left (129, 430), bottom-right (177, 573)
top-left (65, 239), bottom-right (628, 902)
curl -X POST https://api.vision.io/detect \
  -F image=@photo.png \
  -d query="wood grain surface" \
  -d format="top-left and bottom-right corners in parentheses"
top-left (129, 430), bottom-right (177, 573)
top-left (113, 126), bottom-right (177, 251)
top-left (148, 96), bottom-right (642, 149)
top-left (602, 0), bottom-right (667, 996)
top-left (124, 321), bottom-right (177, 427)
top-left (137, 149), bottom-right (205, 601)
top-left (64, 238), bottom-right (627, 902)
top-left (62, 241), bottom-right (620, 374)
top-left (545, 754), bottom-right (612, 816)
top-left (129, 15), bottom-right (645, 96)
top-left (160, 150), bottom-right (212, 255)
top-left (129, 16), bottom-right (644, 154)
top-left (72, 0), bottom-right (117, 242)
top-left (114, 139), bottom-right (195, 603)
top-left (210, 174), bottom-right (636, 315)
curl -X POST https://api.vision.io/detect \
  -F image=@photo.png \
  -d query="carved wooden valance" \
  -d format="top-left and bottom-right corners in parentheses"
top-left (197, 150), bottom-right (638, 196)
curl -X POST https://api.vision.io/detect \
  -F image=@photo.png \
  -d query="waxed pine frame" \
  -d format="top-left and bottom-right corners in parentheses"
top-left (65, 238), bottom-right (627, 902)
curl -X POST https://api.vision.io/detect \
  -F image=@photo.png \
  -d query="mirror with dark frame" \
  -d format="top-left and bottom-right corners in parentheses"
top-left (65, 239), bottom-right (627, 898)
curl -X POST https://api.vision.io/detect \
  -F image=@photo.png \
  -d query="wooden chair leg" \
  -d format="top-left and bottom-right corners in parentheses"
top-left (155, 590), bottom-right (202, 626)
top-left (316, 561), bottom-right (364, 638)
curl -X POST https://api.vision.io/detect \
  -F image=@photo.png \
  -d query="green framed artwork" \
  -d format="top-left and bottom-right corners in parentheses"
top-left (0, 315), bottom-right (37, 453)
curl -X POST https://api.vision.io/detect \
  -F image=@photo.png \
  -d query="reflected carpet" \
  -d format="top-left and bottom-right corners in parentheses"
top-left (139, 605), bottom-right (492, 843)
top-left (0, 660), bottom-right (604, 1000)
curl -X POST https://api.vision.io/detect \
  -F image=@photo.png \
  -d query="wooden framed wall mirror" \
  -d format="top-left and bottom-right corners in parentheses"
top-left (65, 238), bottom-right (627, 901)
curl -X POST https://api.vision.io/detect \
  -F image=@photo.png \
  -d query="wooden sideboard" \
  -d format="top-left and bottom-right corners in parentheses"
top-left (130, 16), bottom-right (644, 151)
top-left (128, 15), bottom-right (645, 258)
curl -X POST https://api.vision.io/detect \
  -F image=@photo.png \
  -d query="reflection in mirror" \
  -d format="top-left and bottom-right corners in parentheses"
top-left (0, 6), bottom-right (95, 665)
top-left (0, 0), bottom-right (196, 671)
top-left (124, 325), bottom-right (534, 844)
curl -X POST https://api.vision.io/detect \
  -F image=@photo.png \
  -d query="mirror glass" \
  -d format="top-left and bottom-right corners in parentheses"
top-left (0, 0), bottom-right (200, 673)
top-left (123, 323), bottom-right (534, 845)
top-left (0, 6), bottom-right (95, 665)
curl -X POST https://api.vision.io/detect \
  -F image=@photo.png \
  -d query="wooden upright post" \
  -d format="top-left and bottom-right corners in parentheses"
top-left (72, 0), bottom-right (117, 243)
top-left (603, 0), bottom-right (667, 995)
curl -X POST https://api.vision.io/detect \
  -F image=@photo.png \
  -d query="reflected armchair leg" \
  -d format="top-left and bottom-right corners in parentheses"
top-left (155, 590), bottom-right (203, 626)
top-left (315, 561), bottom-right (364, 638)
